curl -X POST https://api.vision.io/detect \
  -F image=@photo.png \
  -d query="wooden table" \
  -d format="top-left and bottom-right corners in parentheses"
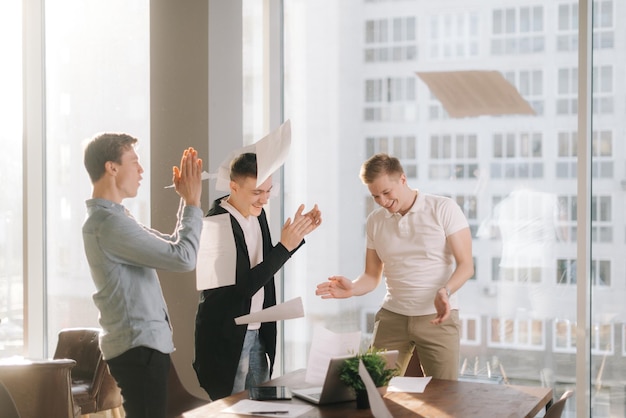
top-left (182, 369), bottom-right (553, 417)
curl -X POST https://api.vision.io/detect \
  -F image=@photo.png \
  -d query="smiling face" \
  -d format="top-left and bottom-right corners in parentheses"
top-left (367, 172), bottom-right (413, 215)
top-left (228, 175), bottom-right (272, 217)
top-left (111, 147), bottom-right (144, 200)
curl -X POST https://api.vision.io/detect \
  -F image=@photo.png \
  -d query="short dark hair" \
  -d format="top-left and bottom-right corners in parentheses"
top-left (359, 153), bottom-right (404, 184)
top-left (84, 133), bottom-right (138, 183)
top-left (230, 153), bottom-right (258, 183)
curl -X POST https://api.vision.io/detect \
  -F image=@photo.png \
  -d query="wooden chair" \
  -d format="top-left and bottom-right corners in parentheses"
top-left (0, 358), bottom-right (78, 418)
top-left (545, 390), bottom-right (574, 418)
top-left (53, 328), bottom-right (122, 418)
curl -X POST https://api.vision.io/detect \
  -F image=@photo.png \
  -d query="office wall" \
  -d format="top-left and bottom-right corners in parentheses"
top-left (150, 0), bottom-right (243, 399)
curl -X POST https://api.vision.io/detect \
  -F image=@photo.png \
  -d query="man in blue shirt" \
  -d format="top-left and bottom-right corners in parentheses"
top-left (82, 133), bottom-right (203, 418)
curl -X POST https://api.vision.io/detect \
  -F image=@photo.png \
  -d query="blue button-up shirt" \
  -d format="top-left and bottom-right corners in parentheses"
top-left (82, 198), bottom-right (202, 360)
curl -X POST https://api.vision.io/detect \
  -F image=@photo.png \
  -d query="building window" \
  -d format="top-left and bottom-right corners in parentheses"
top-left (556, 195), bottom-right (577, 242)
top-left (557, 258), bottom-right (577, 285)
top-left (554, 320), bottom-right (613, 354)
top-left (592, 130), bottom-right (613, 178)
top-left (488, 317), bottom-right (545, 350)
top-left (591, 259), bottom-right (611, 286)
top-left (556, 131), bottom-right (577, 178)
top-left (591, 195), bottom-right (612, 243)
top-left (365, 79), bottom-right (383, 102)
top-left (503, 69), bottom-right (543, 115)
top-left (557, 3), bottom-right (578, 52)
top-left (460, 314), bottom-right (481, 346)
top-left (428, 12), bottom-right (479, 59)
top-left (557, 258), bottom-right (611, 286)
top-left (491, 132), bottom-right (543, 179)
top-left (553, 319), bottom-right (576, 353)
top-left (429, 134), bottom-right (478, 180)
top-left (558, 64), bottom-right (614, 116)
top-left (557, 1), bottom-right (613, 51)
top-left (451, 194), bottom-right (478, 237)
top-left (496, 266), bottom-right (543, 284)
top-left (592, 65), bottom-right (613, 115)
top-left (491, 6), bottom-right (544, 55)
top-left (556, 67), bottom-right (578, 115)
top-left (365, 16), bottom-right (417, 63)
top-left (557, 130), bottom-right (613, 179)
top-left (593, 0), bottom-right (614, 49)
top-left (365, 136), bottom-right (417, 178)
top-left (427, 91), bottom-right (447, 120)
top-left (364, 77), bottom-right (417, 122)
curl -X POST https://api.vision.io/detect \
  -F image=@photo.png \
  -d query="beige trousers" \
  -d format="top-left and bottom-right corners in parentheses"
top-left (372, 307), bottom-right (461, 380)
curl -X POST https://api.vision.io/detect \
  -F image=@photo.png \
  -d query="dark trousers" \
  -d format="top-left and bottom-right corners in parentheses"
top-left (107, 346), bottom-right (170, 418)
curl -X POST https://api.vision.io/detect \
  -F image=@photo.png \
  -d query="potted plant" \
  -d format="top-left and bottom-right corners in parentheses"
top-left (338, 348), bottom-right (399, 409)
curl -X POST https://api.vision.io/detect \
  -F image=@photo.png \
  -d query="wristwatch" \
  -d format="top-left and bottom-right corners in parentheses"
top-left (442, 286), bottom-right (451, 298)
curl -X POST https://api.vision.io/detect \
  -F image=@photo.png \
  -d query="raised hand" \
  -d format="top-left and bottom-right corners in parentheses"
top-left (173, 147), bottom-right (203, 207)
top-left (315, 276), bottom-right (353, 299)
top-left (279, 204), bottom-right (322, 251)
top-left (302, 204), bottom-right (322, 228)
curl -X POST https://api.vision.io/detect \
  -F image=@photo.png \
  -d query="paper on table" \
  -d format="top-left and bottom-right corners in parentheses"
top-left (234, 297), bottom-right (305, 325)
top-left (196, 214), bottom-right (237, 290)
top-left (387, 376), bottom-right (433, 393)
top-left (221, 399), bottom-right (313, 417)
top-left (214, 119), bottom-right (292, 192)
top-left (304, 325), bottom-right (361, 385)
top-left (358, 359), bottom-right (393, 418)
top-left (416, 70), bottom-right (536, 118)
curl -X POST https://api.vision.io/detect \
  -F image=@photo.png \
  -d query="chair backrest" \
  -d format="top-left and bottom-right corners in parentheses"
top-left (53, 327), bottom-right (122, 414)
top-left (0, 380), bottom-right (21, 418)
top-left (545, 390), bottom-right (574, 418)
top-left (53, 327), bottom-right (102, 382)
top-left (0, 359), bottom-right (76, 418)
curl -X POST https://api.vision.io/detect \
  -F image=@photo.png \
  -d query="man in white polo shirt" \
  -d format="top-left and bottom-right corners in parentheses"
top-left (315, 153), bottom-right (473, 380)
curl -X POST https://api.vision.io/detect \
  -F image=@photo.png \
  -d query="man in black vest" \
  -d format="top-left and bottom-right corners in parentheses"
top-left (193, 152), bottom-right (321, 400)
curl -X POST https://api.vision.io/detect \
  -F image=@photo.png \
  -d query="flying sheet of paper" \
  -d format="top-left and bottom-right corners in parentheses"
top-left (387, 376), bottom-right (432, 393)
top-left (196, 214), bottom-right (237, 291)
top-left (359, 359), bottom-right (393, 418)
top-left (304, 325), bottom-right (361, 385)
top-left (214, 119), bottom-right (291, 192)
top-left (416, 70), bottom-right (536, 118)
top-left (221, 399), bottom-right (313, 417)
top-left (234, 297), bottom-right (304, 325)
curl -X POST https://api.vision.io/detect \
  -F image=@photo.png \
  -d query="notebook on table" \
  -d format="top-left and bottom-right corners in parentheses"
top-left (291, 350), bottom-right (399, 405)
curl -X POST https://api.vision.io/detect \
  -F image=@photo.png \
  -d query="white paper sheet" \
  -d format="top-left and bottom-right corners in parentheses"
top-left (304, 325), bottom-right (361, 385)
top-left (387, 376), bottom-right (432, 393)
top-left (358, 359), bottom-right (393, 418)
top-left (222, 399), bottom-right (313, 417)
top-left (234, 297), bottom-right (305, 325)
top-left (214, 119), bottom-right (291, 192)
top-left (195, 214), bottom-right (237, 290)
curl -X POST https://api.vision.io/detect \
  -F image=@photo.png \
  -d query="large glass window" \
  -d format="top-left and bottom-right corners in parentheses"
top-left (0, 0), bottom-right (24, 357)
top-left (282, 1), bottom-right (626, 416)
top-left (44, 0), bottom-right (149, 355)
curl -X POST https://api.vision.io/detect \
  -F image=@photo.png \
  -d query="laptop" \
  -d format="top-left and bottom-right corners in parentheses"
top-left (291, 350), bottom-right (399, 405)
